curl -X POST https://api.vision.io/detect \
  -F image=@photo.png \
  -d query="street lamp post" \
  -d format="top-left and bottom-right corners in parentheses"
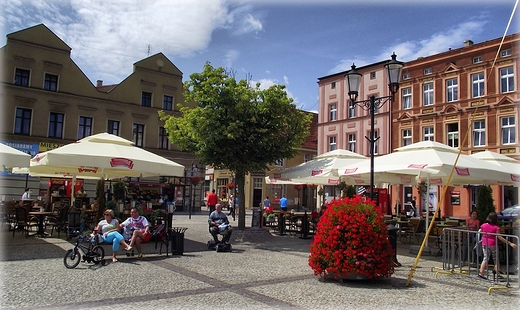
top-left (345, 53), bottom-right (403, 201)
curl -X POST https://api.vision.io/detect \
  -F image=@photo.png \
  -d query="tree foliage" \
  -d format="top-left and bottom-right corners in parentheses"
top-left (159, 62), bottom-right (312, 229)
top-left (476, 186), bottom-right (495, 224)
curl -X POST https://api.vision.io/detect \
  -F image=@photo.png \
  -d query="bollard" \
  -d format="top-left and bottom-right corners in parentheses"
top-left (278, 211), bottom-right (286, 236)
top-left (299, 211), bottom-right (311, 239)
top-left (387, 224), bottom-right (401, 266)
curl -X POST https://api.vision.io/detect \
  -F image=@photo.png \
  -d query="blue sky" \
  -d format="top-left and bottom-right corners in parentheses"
top-left (1, 0), bottom-right (518, 112)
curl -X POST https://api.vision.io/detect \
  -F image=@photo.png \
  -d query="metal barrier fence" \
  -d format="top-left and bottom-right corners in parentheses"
top-left (435, 227), bottom-right (519, 294)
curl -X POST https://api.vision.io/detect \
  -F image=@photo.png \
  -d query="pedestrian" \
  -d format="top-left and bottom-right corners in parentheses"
top-left (21, 188), bottom-right (31, 200)
top-left (410, 196), bottom-right (417, 216)
top-left (207, 189), bottom-right (218, 215)
top-left (279, 194), bottom-right (288, 212)
top-left (478, 212), bottom-right (517, 279)
top-left (463, 210), bottom-right (479, 263)
top-left (263, 196), bottom-right (271, 210)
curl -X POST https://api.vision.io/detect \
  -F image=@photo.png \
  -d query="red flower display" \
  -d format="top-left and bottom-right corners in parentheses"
top-left (308, 184), bottom-right (318, 188)
top-left (294, 185), bottom-right (303, 191)
top-left (308, 196), bottom-right (394, 280)
top-left (226, 182), bottom-right (235, 189)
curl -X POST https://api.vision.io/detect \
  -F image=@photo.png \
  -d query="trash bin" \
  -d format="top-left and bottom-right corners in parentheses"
top-left (170, 227), bottom-right (188, 255)
top-left (387, 224), bottom-right (400, 266)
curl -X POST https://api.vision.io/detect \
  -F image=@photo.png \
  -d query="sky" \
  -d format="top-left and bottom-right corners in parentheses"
top-left (1, 0), bottom-right (518, 113)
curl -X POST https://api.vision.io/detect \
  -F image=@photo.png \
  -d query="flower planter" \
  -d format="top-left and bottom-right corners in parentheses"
top-left (309, 196), bottom-right (395, 280)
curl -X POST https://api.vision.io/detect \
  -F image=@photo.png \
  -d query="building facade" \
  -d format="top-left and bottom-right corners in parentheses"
top-left (0, 24), bottom-right (201, 208)
top-left (318, 33), bottom-right (519, 218)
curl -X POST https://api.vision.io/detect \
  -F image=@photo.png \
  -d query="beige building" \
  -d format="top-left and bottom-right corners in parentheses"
top-left (0, 24), bottom-right (200, 208)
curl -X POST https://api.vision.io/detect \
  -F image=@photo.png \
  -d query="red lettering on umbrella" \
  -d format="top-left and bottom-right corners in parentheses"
top-left (328, 179), bottom-right (339, 185)
top-left (311, 170), bottom-right (323, 176)
top-left (455, 167), bottom-right (470, 176)
top-left (408, 164), bottom-right (428, 169)
top-left (511, 174), bottom-right (520, 182)
top-left (77, 167), bottom-right (99, 173)
top-left (110, 158), bottom-right (134, 169)
top-left (344, 168), bottom-right (358, 174)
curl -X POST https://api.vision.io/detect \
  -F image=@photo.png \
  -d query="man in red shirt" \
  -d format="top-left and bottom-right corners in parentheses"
top-left (207, 189), bottom-right (218, 215)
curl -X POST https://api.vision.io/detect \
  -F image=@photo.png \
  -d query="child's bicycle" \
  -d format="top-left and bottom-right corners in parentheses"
top-left (63, 234), bottom-right (105, 269)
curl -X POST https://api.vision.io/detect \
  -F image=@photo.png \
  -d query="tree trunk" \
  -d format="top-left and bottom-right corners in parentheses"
top-left (96, 179), bottom-right (106, 220)
top-left (236, 171), bottom-right (246, 229)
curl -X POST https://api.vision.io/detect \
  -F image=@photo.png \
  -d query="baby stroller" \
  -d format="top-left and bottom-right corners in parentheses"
top-left (207, 223), bottom-right (232, 252)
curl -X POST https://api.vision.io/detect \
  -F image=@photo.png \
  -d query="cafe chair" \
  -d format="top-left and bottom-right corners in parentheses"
top-left (66, 211), bottom-right (82, 241)
top-left (47, 207), bottom-right (68, 237)
top-left (12, 206), bottom-right (38, 238)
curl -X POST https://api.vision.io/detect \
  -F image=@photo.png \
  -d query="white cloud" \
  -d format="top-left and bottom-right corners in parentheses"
top-left (330, 19), bottom-right (488, 74)
top-left (224, 49), bottom-right (240, 68)
top-left (283, 76), bottom-right (289, 85)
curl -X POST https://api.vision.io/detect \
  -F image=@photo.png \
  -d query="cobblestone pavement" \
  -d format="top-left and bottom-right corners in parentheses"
top-left (0, 210), bottom-right (518, 310)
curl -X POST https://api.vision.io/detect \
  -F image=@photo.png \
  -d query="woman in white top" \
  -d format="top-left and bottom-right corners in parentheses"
top-left (94, 209), bottom-right (131, 262)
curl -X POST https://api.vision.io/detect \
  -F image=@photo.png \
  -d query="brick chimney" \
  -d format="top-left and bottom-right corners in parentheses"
top-left (96, 80), bottom-right (103, 87)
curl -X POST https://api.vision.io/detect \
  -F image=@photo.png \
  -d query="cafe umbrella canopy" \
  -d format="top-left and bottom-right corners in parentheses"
top-left (26, 133), bottom-right (185, 204)
top-left (0, 143), bottom-right (31, 168)
top-left (270, 149), bottom-right (367, 185)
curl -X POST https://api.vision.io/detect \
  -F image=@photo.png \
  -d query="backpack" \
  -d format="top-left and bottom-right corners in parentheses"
top-left (149, 223), bottom-right (166, 241)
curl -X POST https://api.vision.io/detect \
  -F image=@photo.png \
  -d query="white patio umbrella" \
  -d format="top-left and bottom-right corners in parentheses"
top-left (339, 141), bottom-right (513, 186)
top-left (0, 143), bottom-right (31, 168)
top-left (265, 176), bottom-right (303, 185)
top-left (25, 133), bottom-right (185, 205)
top-left (270, 149), bottom-right (367, 185)
top-left (469, 151), bottom-right (520, 185)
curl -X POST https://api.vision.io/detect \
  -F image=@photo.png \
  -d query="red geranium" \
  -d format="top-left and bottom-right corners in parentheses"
top-left (226, 182), bottom-right (235, 189)
top-left (294, 185), bottom-right (303, 190)
top-left (308, 196), bottom-right (394, 280)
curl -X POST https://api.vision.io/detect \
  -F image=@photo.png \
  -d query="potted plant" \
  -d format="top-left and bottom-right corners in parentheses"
top-left (263, 206), bottom-right (276, 222)
top-left (190, 176), bottom-right (201, 186)
top-left (226, 182), bottom-right (235, 189)
top-left (309, 196), bottom-right (395, 280)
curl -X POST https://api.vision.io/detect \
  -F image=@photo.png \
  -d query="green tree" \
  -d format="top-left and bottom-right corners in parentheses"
top-left (476, 186), bottom-right (495, 224)
top-left (345, 185), bottom-right (356, 198)
top-left (159, 63), bottom-right (312, 229)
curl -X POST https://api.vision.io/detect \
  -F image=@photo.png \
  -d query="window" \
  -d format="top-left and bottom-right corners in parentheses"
top-left (14, 68), bottom-right (30, 87)
top-left (78, 116), bottom-right (92, 139)
top-left (472, 56), bottom-right (482, 64)
top-left (163, 95), bottom-right (173, 110)
top-left (424, 68), bottom-right (432, 75)
top-left (471, 73), bottom-right (485, 98)
top-left (370, 72), bottom-right (376, 79)
top-left (423, 82), bottom-right (434, 106)
top-left (446, 78), bottom-right (458, 102)
top-left (348, 103), bottom-right (356, 118)
top-left (331, 82), bottom-right (336, 89)
top-left (329, 104), bottom-right (337, 121)
top-left (133, 123), bottom-right (145, 147)
top-left (303, 154), bottom-right (310, 162)
top-left (44, 73), bottom-right (58, 91)
top-left (501, 116), bottom-right (516, 145)
top-left (159, 127), bottom-right (169, 150)
top-left (14, 108), bottom-right (31, 135)
top-left (402, 129), bottom-right (412, 146)
top-left (141, 91), bottom-right (152, 107)
top-left (348, 133), bottom-right (356, 152)
top-left (402, 87), bottom-right (412, 109)
top-left (328, 136), bottom-right (337, 151)
top-left (500, 67), bottom-right (514, 93)
top-left (423, 126), bottom-right (434, 141)
top-left (472, 120), bottom-right (485, 147)
top-left (501, 49), bottom-right (512, 57)
top-left (447, 123), bottom-right (459, 148)
top-left (48, 112), bottom-right (64, 138)
top-left (107, 120), bottom-right (120, 136)
top-left (403, 73), bottom-right (411, 80)
top-left (274, 158), bottom-right (284, 167)
top-left (368, 129), bottom-right (379, 155)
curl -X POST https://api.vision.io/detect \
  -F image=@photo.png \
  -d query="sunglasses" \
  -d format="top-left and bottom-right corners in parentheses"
top-left (104, 214), bottom-right (110, 216)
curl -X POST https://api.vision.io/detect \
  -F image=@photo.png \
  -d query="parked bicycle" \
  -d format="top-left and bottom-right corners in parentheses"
top-left (63, 234), bottom-right (105, 269)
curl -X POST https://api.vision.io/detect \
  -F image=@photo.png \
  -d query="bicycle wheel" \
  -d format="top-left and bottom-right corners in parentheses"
top-left (91, 246), bottom-right (105, 264)
top-left (63, 248), bottom-right (81, 269)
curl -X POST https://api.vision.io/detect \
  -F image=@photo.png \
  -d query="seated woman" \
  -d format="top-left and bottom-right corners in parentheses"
top-left (94, 209), bottom-right (131, 262)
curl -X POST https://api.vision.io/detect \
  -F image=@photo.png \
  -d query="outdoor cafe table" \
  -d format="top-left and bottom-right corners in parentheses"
top-left (28, 211), bottom-right (53, 237)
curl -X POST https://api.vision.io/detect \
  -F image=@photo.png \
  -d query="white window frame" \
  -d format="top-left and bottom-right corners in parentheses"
top-left (501, 49), bottom-right (512, 57)
top-left (471, 72), bottom-right (485, 98)
top-left (446, 78), bottom-right (458, 102)
top-left (501, 116), bottom-right (516, 145)
top-left (423, 82), bottom-right (434, 106)
top-left (274, 158), bottom-right (284, 167)
top-left (402, 87), bottom-right (412, 110)
top-left (348, 103), bottom-right (356, 118)
top-left (500, 66), bottom-right (514, 93)
top-left (447, 123), bottom-right (459, 148)
top-left (329, 103), bottom-right (337, 121)
top-left (402, 129), bottom-right (412, 146)
top-left (403, 73), bottom-right (411, 80)
top-left (348, 133), bottom-right (356, 152)
top-left (472, 120), bottom-right (486, 147)
top-left (424, 68), bottom-right (432, 75)
top-left (472, 56), bottom-right (482, 64)
top-left (368, 129), bottom-right (379, 155)
top-left (423, 126), bottom-right (434, 141)
top-left (328, 136), bottom-right (337, 151)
